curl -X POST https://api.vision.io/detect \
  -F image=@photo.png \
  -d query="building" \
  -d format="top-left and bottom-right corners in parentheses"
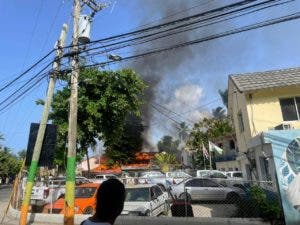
top-left (214, 134), bottom-right (240, 172)
top-left (228, 67), bottom-right (300, 182)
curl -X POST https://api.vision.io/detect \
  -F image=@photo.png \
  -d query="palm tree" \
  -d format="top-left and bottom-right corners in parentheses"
top-left (212, 106), bottom-right (226, 119)
top-left (178, 122), bottom-right (189, 142)
top-left (155, 152), bottom-right (177, 172)
top-left (218, 89), bottom-right (228, 109)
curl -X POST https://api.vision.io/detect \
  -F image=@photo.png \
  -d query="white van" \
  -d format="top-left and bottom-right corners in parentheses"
top-left (225, 171), bottom-right (243, 180)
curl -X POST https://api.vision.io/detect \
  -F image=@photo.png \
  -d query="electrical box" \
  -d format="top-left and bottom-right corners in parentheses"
top-left (78, 15), bottom-right (91, 44)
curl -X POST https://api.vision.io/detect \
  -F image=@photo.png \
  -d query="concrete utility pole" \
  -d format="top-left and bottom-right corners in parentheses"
top-left (64, 0), bottom-right (80, 224)
top-left (19, 24), bottom-right (68, 225)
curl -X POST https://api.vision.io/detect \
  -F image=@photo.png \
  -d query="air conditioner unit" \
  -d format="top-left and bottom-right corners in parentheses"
top-left (274, 123), bottom-right (292, 130)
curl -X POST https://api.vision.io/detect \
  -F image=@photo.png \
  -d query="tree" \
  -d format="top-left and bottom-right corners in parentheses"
top-left (0, 147), bottom-right (22, 178)
top-left (218, 89), bottom-right (228, 109)
top-left (212, 106), bottom-right (226, 119)
top-left (154, 152), bottom-right (177, 172)
top-left (157, 135), bottom-right (179, 154)
top-left (17, 149), bottom-right (27, 160)
top-left (44, 68), bottom-right (145, 170)
top-left (187, 117), bottom-right (233, 169)
top-left (105, 114), bottom-right (144, 164)
top-left (178, 122), bottom-right (189, 142)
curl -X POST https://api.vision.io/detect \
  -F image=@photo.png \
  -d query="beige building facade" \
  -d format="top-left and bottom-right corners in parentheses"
top-left (228, 67), bottom-right (300, 181)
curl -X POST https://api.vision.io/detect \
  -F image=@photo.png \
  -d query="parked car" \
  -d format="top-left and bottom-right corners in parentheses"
top-left (121, 184), bottom-right (170, 216)
top-left (170, 178), bottom-right (246, 202)
top-left (28, 176), bottom-right (91, 210)
top-left (225, 171), bottom-right (243, 180)
top-left (138, 171), bottom-right (170, 189)
top-left (92, 174), bottom-right (118, 183)
top-left (166, 171), bottom-right (191, 185)
top-left (196, 170), bottom-right (227, 179)
top-left (43, 183), bottom-right (100, 214)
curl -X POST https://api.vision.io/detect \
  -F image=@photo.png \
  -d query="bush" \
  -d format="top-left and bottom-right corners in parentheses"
top-left (235, 185), bottom-right (283, 222)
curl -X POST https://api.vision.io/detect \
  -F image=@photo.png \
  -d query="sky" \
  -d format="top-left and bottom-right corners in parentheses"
top-left (1, 0), bottom-right (300, 154)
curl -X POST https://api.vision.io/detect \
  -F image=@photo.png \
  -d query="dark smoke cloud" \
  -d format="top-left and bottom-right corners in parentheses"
top-left (127, 0), bottom-right (215, 150)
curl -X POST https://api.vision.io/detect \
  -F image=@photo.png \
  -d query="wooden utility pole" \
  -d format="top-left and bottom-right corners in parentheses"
top-left (19, 24), bottom-right (68, 225)
top-left (64, 0), bottom-right (80, 224)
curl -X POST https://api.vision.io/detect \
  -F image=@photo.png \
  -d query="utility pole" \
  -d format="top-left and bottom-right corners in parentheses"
top-left (64, 0), bottom-right (80, 224)
top-left (19, 24), bottom-right (68, 225)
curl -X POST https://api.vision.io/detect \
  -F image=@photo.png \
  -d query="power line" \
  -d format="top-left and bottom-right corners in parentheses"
top-left (79, 0), bottom-right (288, 57)
top-left (0, 62), bottom-right (52, 108)
top-left (62, 0), bottom-right (257, 51)
top-left (78, 12), bottom-right (300, 69)
top-left (0, 50), bottom-right (55, 93)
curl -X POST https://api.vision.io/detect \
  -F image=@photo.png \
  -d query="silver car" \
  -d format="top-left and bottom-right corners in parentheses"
top-left (170, 178), bottom-right (246, 202)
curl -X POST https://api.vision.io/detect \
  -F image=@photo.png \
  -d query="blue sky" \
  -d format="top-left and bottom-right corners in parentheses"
top-left (1, 0), bottom-right (300, 153)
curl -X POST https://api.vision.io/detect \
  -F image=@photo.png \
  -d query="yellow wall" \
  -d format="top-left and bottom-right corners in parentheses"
top-left (229, 83), bottom-right (300, 153)
top-left (228, 80), bottom-right (252, 153)
top-left (246, 85), bottom-right (300, 136)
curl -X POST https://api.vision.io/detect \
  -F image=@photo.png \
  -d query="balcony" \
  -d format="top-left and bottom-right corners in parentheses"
top-left (214, 150), bottom-right (237, 162)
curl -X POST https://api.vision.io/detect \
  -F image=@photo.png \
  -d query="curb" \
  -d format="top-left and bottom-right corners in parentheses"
top-left (7, 206), bottom-right (271, 225)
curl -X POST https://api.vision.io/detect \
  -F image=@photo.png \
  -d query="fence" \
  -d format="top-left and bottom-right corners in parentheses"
top-left (13, 174), bottom-right (284, 223)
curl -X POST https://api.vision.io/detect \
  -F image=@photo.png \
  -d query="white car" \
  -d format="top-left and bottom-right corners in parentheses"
top-left (166, 171), bottom-right (191, 185)
top-left (225, 171), bottom-right (243, 180)
top-left (196, 170), bottom-right (227, 179)
top-left (93, 174), bottom-right (118, 183)
top-left (122, 184), bottom-right (170, 216)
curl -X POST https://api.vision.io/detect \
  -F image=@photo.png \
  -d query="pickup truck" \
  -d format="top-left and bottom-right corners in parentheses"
top-left (22, 176), bottom-right (90, 210)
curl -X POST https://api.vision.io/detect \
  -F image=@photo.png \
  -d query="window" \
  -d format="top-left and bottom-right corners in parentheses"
top-left (186, 179), bottom-right (203, 187)
top-left (279, 97), bottom-right (300, 121)
top-left (154, 186), bottom-right (163, 197)
top-left (202, 179), bottom-right (220, 187)
top-left (237, 112), bottom-right (245, 132)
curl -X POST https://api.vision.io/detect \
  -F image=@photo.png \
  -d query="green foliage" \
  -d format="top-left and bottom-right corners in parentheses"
top-left (155, 152), bottom-right (177, 172)
top-left (48, 68), bottom-right (145, 169)
top-left (105, 114), bottom-right (144, 164)
top-left (187, 117), bottom-right (233, 169)
top-left (0, 147), bottom-right (22, 177)
top-left (250, 186), bottom-right (283, 220)
top-left (157, 135), bottom-right (180, 154)
top-left (235, 186), bottom-right (283, 221)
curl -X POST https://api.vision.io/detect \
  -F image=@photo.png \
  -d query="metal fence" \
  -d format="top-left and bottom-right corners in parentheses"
top-left (13, 175), bottom-right (284, 223)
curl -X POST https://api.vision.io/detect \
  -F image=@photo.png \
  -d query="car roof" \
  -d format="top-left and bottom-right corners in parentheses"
top-left (125, 184), bottom-right (155, 188)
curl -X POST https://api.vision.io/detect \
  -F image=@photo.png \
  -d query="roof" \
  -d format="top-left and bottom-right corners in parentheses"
top-left (230, 67), bottom-right (300, 92)
top-left (125, 184), bottom-right (155, 188)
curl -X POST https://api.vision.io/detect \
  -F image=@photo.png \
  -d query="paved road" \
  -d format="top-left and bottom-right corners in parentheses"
top-left (0, 185), bottom-right (12, 221)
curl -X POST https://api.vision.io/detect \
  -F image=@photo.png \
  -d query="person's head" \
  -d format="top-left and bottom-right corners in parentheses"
top-left (94, 178), bottom-right (125, 223)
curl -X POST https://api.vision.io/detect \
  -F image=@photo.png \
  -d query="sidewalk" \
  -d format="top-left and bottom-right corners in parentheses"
top-left (0, 184), bottom-right (12, 190)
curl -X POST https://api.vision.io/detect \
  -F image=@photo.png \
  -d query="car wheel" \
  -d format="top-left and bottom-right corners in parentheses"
top-left (144, 210), bottom-right (150, 216)
top-left (179, 193), bottom-right (192, 202)
top-left (163, 201), bottom-right (170, 215)
top-left (83, 206), bottom-right (94, 214)
top-left (226, 192), bottom-right (240, 203)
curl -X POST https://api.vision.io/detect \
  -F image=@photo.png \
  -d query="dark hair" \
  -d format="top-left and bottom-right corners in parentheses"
top-left (95, 179), bottom-right (125, 221)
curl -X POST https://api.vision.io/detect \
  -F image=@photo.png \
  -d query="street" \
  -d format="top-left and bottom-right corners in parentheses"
top-left (0, 185), bottom-right (11, 221)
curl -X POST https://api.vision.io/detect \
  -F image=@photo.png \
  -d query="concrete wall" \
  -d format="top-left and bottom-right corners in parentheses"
top-left (7, 206), bottom-right (271, 225)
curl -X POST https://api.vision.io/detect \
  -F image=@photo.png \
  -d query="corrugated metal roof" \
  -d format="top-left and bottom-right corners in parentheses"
top-left (230, 67), bottom-right (300, 92)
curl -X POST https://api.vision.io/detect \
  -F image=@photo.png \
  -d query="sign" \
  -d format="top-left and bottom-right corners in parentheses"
top-left (25, 123), bottom-right (57, 167)
top-left (264, 130), bottom-right (300, 225)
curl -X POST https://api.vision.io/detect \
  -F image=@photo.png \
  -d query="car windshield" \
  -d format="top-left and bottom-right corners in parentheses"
top-left (75, 187), bottom-right (97, 198)
top-left (125, 187), bottom-right (150, 202)
top-left (233, 172), bottom-right (243, 178)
